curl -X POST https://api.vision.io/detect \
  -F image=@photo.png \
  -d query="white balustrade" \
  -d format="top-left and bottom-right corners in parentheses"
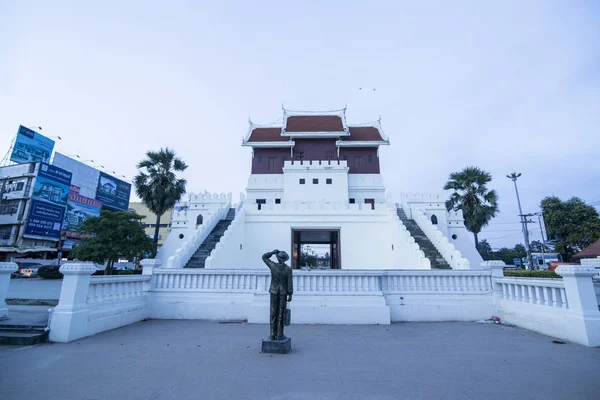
top-left (87, 276), bottom-right (152, 304)
top-left (151, 269), bottom-right (493, 294)
top-left (494, 277), bottom-right (567, 309)
top-left (166, 201), bottom-right (232, 269)
top-left (410, 207), bottom-right (470, 269)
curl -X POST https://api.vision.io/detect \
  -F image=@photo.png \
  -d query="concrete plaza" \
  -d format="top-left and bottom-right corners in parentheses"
top-left (1, 320), bottom-right (599, 400)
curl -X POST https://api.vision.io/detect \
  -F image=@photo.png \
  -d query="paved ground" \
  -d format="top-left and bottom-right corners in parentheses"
top-left (1, 321), bottom-right (599, 400)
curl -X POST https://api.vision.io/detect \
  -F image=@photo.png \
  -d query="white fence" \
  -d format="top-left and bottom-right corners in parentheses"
top-left (42, 261), bottom-right (600, 347)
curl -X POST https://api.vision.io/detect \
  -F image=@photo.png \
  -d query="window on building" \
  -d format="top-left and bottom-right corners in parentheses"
top-left (256, 199), bottom-right (266, 210)
top-left (282, 156), bottom-right (287, 165)
top-left (430, 214), bottom-right (438, 225)
top-left (313, 178), bottom-right (318, 184)
top-left (354, 156), bottom-right (363, 170)
top-left (326, 150), bottom-right (334, 160)
top-left (365, 198), bottom-right (375, 210)
top-left (349, 198), bottom-right (355, 204)
top-left (0, 226), bottom-right (11, 240)
top-left (196, 215), bottom-right (203, 227)
top-left (343, 155), bottom-right (348, 161)
top-left (299, 179), bottom-right (305, 184)
top-left (0, 200), bottom-right (19, 215)
top-left (257, 156), bottom-right (263, 164)
top-left (368, 155), bottom-right (373, 163)
top-left (275, 198), bottom-right (281, 204)
top-left (268, 157), bottom-right (277, 172)
top-left (326, 178), bottom-right (332, 184)
top-left (295, 151), bottom-right (304, 160)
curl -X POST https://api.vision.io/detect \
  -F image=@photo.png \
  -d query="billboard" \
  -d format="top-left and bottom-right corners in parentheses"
top-left (52, 152), bottom-right (100, 199)
top-left (24, 199), bottom-right (66, 239)
top-left (95, 172), bottom-right (131, 211)
top-left (10, 125), bottom-right (55, 164)
top-left (32, 163), bottom-right (72, 206)
top-left (24, 163), bottom-right (72, 240)
top-left (62, 185), bottom-right (102, 237)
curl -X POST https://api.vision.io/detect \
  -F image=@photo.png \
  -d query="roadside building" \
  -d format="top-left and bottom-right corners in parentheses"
top-left (128, 202), bottom-right (172, 249)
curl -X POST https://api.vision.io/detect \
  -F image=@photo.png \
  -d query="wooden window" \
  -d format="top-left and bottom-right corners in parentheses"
top-left (326, 178), bottom-right (332, 184)
top-left (354, 156), bottom-right (363, 170)
top-left (368, 155), bottom-right (373, 163)
top-left (326, 150), bottom-right (334, 160)
top-left (349, 198), bottom-right (355, 204)
top-left (275, 199), bottom-right (281, 204)
top-left (299, 179), bottom-right (305, 184)
top-left (268, 157), bottom-right (277, 171)
top-left (313, 178), bottom-right (318, 184)
top-left (257, 156), bottom-right (262, 164)
top-left (295, 151), bottom-right (304, 160)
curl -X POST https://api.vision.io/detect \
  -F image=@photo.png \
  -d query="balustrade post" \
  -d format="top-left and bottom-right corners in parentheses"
top-left (555, 266), bottom-right (600, 346)
top-left (49, 263), bottom-right (96, 343)
top-left (488, 263), bottom-right (504, 304)
top-left (0, 262), bottom-right (18, 319)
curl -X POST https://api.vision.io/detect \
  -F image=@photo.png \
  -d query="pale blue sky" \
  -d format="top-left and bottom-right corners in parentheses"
top-left (1, 1), bottom-right (599, 248)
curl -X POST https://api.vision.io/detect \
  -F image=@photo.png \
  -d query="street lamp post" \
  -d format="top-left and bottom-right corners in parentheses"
top-left (506, 172), bottom-right (534, 270)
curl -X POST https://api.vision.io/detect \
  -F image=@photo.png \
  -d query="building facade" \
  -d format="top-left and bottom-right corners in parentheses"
top-left (159, 108), bottom-right (483, 270)
top-left (128, 202), bottom-right (172, 249)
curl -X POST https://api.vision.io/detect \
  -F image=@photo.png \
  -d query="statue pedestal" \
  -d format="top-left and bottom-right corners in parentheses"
top-left (262, 337), bottom-right (291, 354)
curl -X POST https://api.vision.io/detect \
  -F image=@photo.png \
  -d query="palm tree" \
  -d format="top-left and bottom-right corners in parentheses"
top-left (444, 166), bottom-right (499, 249)
top-left (134, 148), bottom-right (188, 256)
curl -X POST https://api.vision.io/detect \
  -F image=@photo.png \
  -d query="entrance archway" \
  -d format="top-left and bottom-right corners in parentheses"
top-left (291, 229), bottom-right (341, 269)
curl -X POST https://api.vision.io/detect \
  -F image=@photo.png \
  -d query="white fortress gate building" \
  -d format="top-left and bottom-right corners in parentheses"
top-left (158, 108), bottom-right (482, 273)
top-left (15, 108), bottom-right (597, 347)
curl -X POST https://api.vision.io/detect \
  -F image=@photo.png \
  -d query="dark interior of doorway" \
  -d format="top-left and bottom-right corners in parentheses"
top-left (291, 229), bottom-right (340, 269)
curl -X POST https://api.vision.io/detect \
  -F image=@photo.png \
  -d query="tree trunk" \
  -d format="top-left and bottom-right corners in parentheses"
top-left (104, 259), bottom-right (114, 275)
top-left (474, 232), bottom-right (479, 250)
top-left (153, 213), bottom-right (162, 257)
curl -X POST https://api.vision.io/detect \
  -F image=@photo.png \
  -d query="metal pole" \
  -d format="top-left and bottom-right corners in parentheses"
top-left (507, 173), bottom-right (534, 270)
top-left (537, 213), bottom-right (546, 269)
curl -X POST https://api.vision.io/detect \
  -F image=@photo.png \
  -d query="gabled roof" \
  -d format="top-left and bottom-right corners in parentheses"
top-left (242, 107), bottom-right (390, 146)
top-left (246, 128), bottom-right (283, 142)
top-left (574, 239), bottom-right (600, 259)
top-left (285, 116), bottom-right (344, 132)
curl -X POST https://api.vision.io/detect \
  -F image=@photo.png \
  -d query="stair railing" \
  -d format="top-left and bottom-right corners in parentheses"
top-left (166, 199), bottom-right (232, 269)
top-left (204, 203), bottom-right (246, 269)
top-left (410, 207), bottom-right (470, 269)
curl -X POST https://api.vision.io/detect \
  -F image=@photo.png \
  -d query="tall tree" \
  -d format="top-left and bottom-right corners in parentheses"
top-left (444, 166), bottom-right (499, 249)
top-left (541, 196), bottom-right (600, 261)
top-left (134, 148), bottom-right (188, 256)
top-left (70, 210), bottom-right (154, 275)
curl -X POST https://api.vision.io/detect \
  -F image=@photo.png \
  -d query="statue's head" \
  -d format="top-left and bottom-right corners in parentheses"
top-left (276, 251), bottom-right (289, 263)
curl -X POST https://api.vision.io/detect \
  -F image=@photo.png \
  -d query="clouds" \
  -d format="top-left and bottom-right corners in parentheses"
top-left (0, 1), bottom-right (598, 248)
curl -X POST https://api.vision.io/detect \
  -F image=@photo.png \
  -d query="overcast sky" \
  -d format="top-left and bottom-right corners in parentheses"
top-left (1, 1), bottom-right (598, 249)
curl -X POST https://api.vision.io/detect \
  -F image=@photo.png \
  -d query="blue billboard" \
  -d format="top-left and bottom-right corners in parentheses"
top-left (24, 199), bottom-right (66, 239)
top-left (32, 163), bottom-right (72, 206)
top-left (95, 172), bottom-right (131, 211)
top-left (10, 125), bottom-right (55, 164)
top-left (24, 163), bottom-right (72, 240)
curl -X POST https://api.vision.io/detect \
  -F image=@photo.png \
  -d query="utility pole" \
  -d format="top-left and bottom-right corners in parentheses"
top-left (535, 212), bottom-right (547, 269)
top-left (506, 173), bottom-right (534, 270)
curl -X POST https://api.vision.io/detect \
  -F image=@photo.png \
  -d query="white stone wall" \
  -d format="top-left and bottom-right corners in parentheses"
top-left (282, 160), bottom-right (349, 203)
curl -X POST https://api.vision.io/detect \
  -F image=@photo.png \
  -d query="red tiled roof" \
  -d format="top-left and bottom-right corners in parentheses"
top-left (345, 127), bottom-right (383, 141)
top-left (285, 116), bottom-right (344, 132)
top-left (574, 239), bottom-right (600, 258)
top-left (247, 128), bottom-right (283, 142)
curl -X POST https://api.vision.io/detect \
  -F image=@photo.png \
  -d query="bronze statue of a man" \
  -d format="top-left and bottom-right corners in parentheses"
top-left (262, 249), bottom-right (293, 341)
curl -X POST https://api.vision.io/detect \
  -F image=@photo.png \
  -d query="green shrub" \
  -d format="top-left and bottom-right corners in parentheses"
top-left (37, 266), bottom-right (64, 279)
top-left (115, 270), bottom-right (134, 275)
top-left (504, 270), bottom-right (561, 279)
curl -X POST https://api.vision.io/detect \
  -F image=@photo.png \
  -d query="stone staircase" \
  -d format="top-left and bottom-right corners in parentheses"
top-left (184, 208), bottom-right (236, 268)
top-left (396, 208), bottom-right (451, 269)
top-left (0, 324), bottom-right (48, 345)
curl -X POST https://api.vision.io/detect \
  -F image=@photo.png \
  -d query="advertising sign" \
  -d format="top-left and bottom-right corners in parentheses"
top-left (24, 199), bottom-right (66, 239)
top-left (95, 172), bottom-right (131, 211)
top-left (24, 163), bottom-right (72, 240)
top-left (52, 153), bottom-right (101, 199)
top-left (32, 163), bottom-right (72, 206)
top-left (62, 186), bottom-right (102, 237)
top-left (10, 125), bottom-right (55, 164)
